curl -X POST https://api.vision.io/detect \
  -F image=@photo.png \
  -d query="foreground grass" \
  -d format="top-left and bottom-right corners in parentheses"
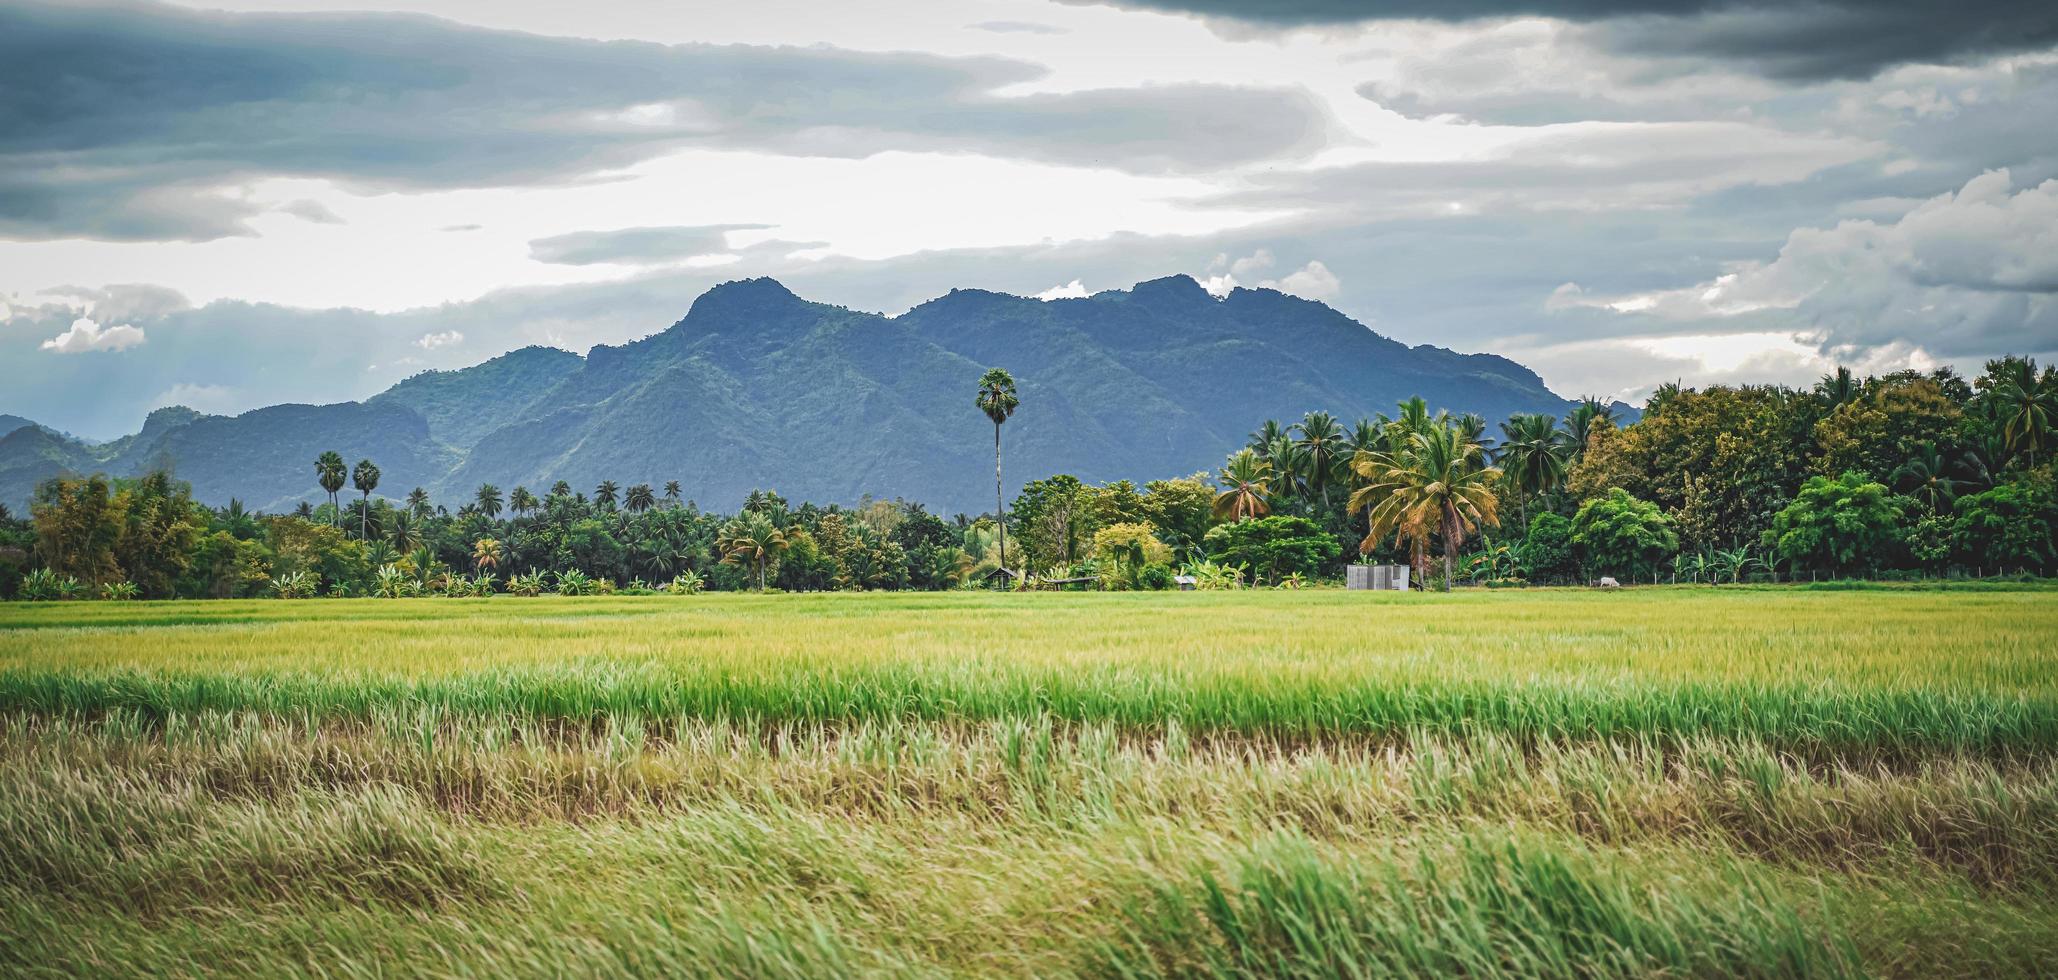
top-left (4, 589), bottom-right (2056, 976)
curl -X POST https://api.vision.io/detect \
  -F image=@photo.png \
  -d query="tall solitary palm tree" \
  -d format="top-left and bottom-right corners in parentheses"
top-left (718, 512), bottom-right (789, 591)
top-left (1350, 421), bottom-right (1503, 590)
top-left (976, 368), bottom-right (1019, 573)
top-left (314, 452), bottom-right (346, 526)
top-left (1212, 448), bottom-right (1273, 522)
top-left (351, 459), bottom-right (380, 539)
top-left (475, 484), bottom-right (503, 519)
top-left (626, 484), bottom-right (656, 513)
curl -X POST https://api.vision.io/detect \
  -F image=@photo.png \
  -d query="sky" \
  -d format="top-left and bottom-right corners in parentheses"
top-left (2, 0), bottom-right (2055, 439)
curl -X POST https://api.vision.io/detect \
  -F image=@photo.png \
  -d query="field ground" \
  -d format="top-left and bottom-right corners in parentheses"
top-left (5, 588), bottom-right (2058, 977)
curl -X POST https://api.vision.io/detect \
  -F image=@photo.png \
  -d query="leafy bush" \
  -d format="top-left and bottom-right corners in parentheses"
top-left (1516, 513), bottom-right (1577, 584)
top-left (1763, 471), bottom-right (1905, 577)
top-left (269, 571), bottom-right (317, 599)
top-left (1572, 489), bottom-right (1679, 582)
top-left (98, 581), bottom-right (140, 601)
top-left (555, 569), bottom-right (592, 596)
top-left (668, 571), bottom-right (706, 595)
top-left (1201, 516), bottom-right (1341, 586)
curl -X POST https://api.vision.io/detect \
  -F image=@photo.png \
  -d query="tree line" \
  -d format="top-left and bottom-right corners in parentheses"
top-left (1, 356), bottom-right (2051, 599)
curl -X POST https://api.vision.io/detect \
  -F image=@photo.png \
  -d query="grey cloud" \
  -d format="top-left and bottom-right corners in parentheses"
top-left (1200, 123), bottom-right (1879, 216)
top-left (969, 20), bottom-right (1070, 34)
top-left (277, 199), bottom-right (344, 224)
top-left (528, 224), bottom-right (773, 266)
top-left (1072, 0), bottom-right (2058, 79)
top-left (0, 0), bottom-right (1326, 242)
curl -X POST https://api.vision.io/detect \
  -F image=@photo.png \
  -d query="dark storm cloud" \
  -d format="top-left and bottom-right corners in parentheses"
top-left (1072, 0), bottom-right (2058, 79)
top-left (0, 0), bottom-right (1325, 242)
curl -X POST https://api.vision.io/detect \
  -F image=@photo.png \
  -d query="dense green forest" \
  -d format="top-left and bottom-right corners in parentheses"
top-left (2, 355), bottom-right (2052, 599)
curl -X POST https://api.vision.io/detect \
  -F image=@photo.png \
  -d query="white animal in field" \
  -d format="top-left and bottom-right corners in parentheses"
top-left (1596, 577), bottom-right (1621, 588)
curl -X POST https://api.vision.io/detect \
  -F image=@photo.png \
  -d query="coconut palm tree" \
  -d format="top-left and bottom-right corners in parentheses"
top-left (626, 483), bottom-right (656, 513)
top-left (718, 511), bottom-right (788, 591)
top-left (475, 484), bottom-right (503, 519)
top-left (594, 481), bottom-right (619, 511)
top-left (1815, 366), bottom-right (1861, 408)
top-left (1248, 419), bottom-right (1287, 452)
top-left (508, 486), bottom-right (537, 520)
top-left (314, 451), bottom-right (346, 526)
top-left (1294, 411), bottom-right (1348, 508)
top-left (1562, 397), bottom-right (1615, 459)
top-left (350, 459), bottom-right (380, 539)
top-left (975, 367), bottom-right (1019, 573)
top-left (663, 481), bottom-right (683, 508)
top-left (389, 511), bottom-right (423, 554)
top-left (1991, 358), bottom-right (2054, 468)
top-left (1350, 420), bottom-right (1502, 590)
top-left (404, 487), bottom-right (432, 518)
top-left (1262, 434), bottom-right (1309, 503)
top-left (1496, 413), bottom-right (1569, 522)
top-left (472, 537), bottom-right (503, 573)
top-left (1892, 447), bottom-right (1961, 513)
top-left (1212, 448), bottom-right (1273, 522)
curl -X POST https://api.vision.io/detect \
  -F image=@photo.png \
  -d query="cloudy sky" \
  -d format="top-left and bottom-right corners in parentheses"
top-left (3, 0), bottom-right (2055, 438)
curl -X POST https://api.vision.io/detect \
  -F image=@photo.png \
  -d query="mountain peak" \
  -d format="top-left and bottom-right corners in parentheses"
top-left (1124, 274), bottom-right (1217, 308)
top-left (689, 277), bottom-right (801, 315)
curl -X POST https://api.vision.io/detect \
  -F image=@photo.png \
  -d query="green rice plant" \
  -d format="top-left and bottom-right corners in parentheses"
top-left (1094, 829), bottom-right (1860, 978)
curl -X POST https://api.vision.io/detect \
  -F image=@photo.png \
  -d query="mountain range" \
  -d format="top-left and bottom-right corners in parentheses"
top-left (0, 276), bottom-right (1611, 514)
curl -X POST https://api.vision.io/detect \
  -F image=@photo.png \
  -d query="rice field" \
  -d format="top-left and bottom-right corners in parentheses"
top-left (4, 587), bottom-right (2057, 977)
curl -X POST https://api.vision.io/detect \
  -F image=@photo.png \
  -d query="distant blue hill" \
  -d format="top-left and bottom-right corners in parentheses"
top-left (0, 277), bottom-right (1614, 513)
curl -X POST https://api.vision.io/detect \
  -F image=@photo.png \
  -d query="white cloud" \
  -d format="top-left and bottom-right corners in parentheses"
top-left (1035, 279), bottom-right (1091, 300)
top-left (39, 317), bottom-right (146, 353)
top-left (151, 382), bottom-right (239, 414)
top-left (1558, 170), bottom-right (2058, 359)
top-left (415, 330), bottom-right (464, 349)
top-left (1260, 260), bottom-right (1340, 301)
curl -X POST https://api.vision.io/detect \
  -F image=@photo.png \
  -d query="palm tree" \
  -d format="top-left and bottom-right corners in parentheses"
top-left (1350, 420), bottom-right (1502, 590)
top-left (626, 483), bottom-right (656, 513)
top-left (472, 537), bottom-right (503, 573)
top-left (351, 459), bottom-right (380, 539)
top-left (404, 487), bottom-right (431, 518)
top-left (1815, 366), bottom-right (1860, 407)
top-left (1262, 434), bottom-right (1309, 502)
top-left (594, 481), bottom-right (619, 511)
top-left (509, 486), bottom-right (537, 520)
top-left (1496, 413), bottom-right (1569, 522)
top-left (976, 368), bottom-right (1020, 573)
top-left (1562, 397), bottom-right (1615, 459)
top-left (550, 480), bottom-right (572, 498)
top-left (718, 511), bottom-right (789, 591)
top-left (1212, 448), bottom-right (1273, 522)
top-left (663, 481), bottom-right (683, 508)
top-left (1892, 447), bottom-right (1960, 513)
top-left (475, 484), bottom-right (503, 519)
top-left (389, 511), bottom-right (424, 554)
top-left (314, 451), bottom-right (346, 526)
top-left (1294, 411), bottom-right (1348, 507)
top-left (1991, 358), bottom-right (2054, 467)
top-left (1248, 419), bottom-right (1286, 453)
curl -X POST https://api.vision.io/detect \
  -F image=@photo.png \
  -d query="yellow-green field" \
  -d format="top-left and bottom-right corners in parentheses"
top-left (5, 588), bottom-right (2058, 976)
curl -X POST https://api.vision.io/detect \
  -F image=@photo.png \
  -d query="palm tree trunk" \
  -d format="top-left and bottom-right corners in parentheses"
top-left (361, 493), bottom-right (369, 540)
top-left (995, 422), bottom-right (1006, 577)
